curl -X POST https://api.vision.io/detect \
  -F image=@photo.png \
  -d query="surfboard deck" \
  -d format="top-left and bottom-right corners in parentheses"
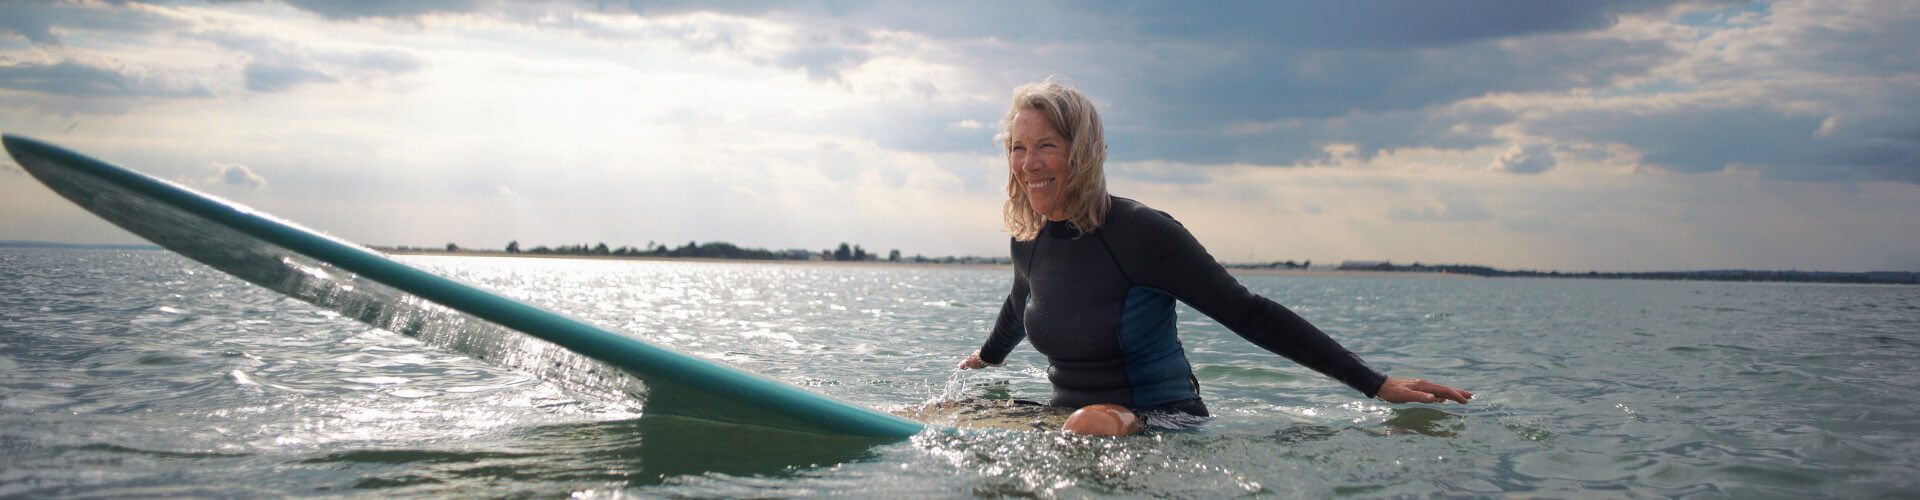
top-left (3, 134), bottom-right (926, 438)
top-left (894, 399), bottom-right (1074, 432)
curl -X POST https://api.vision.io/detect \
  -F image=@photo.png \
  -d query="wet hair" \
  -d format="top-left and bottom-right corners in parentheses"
top-left (994, 77), bottom-right (1109, 240)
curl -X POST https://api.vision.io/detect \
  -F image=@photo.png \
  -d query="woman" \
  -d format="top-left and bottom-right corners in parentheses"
top-left (958, 79), bottom-right (1471, 435)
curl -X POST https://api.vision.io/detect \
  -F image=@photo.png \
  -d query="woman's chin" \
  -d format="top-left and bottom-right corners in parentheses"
top-left (1029, 201), bottom-right (1063, 221)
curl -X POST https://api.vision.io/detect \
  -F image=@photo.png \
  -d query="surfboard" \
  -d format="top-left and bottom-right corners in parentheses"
top-left (3, 134), bottom-right (926, 438)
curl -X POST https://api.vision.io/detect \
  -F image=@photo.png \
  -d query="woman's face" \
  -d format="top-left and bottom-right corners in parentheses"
top-left (1009, 110), bottom-right (1072, 221)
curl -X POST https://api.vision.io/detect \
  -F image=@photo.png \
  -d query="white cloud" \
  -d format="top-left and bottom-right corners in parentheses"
top-left (206, 162), bottom-right (267, 189)
top-left (1488, 143), bottom-right (1556, 174)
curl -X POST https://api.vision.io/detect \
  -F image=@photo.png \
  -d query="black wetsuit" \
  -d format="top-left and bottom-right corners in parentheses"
top-left (977, 197), bottom-right (1387, 415)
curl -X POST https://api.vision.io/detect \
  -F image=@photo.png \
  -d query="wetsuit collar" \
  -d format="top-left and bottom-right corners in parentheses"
top-left (1043, 218), bottom-right (1084, 239)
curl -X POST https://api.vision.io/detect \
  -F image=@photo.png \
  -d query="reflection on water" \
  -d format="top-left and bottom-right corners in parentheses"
top-left (300, 415), bottom-right (890, 494)
top-left (1372, 407), bottom-right (1464, 437)
top-left (3, 249), bottom-right (1918, 498)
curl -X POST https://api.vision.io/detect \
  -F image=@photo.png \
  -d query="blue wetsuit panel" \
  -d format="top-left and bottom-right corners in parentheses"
top-left (1118, 286), bottom-right (1195, 407)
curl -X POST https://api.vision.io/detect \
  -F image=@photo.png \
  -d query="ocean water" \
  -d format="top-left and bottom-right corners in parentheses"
top-left (1, 248), bottom-right (1916, 499)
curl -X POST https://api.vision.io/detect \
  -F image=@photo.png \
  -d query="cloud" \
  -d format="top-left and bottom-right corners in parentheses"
top-left (0, 0), bottom-right (188, 45)
top-left (346, 49), bottom-right (427, 75)
top-left (193, 28), bottom-right (429, 91)
top-left (207, 162), bottom-right (267, 189)
top-left (242, 61), bottom-right (338, 92)
top-left (612, 2), bottom-right (1680, 170)
top-left (4, 0), bottom-right (1908, 187)
top-left (775, 45), bottom-right (865, 83)
top-left (1489, 144), bottom-right (1556, 174)
top-left (0, 59), bottom-right (212, 98)
top-left (0, 4), bottom-right (61, 44)
top-left (279, 0), bottom-right (487, 21)
top-left (1114, 1), bottom-right (1703, 50)
top-left (1520, 92), bottom-right (1916, 182)
top-left (1387, 197), bottom-right (1494, 223)
top-left (1108, 161), bottom-right (1214, 185)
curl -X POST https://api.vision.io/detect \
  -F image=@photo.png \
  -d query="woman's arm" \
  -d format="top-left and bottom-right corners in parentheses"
top-left (963, 245), bottom-right (1032, 369)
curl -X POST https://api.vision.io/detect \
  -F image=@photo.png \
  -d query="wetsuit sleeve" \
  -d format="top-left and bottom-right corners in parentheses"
top-left (1113, 209), bottom-right (1388, 398)
top-left (977, 245), bottom-right (1030, 365)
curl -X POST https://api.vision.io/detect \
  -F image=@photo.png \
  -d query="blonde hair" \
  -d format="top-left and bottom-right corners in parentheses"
top-left (995, 77), bottom-right (1110, 240)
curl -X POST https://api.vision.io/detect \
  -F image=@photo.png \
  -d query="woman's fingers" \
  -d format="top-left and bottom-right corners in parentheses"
top-left (1413, 379), bottom-right (1473, 403)
top-left (1381, 377), bottom-right (1473, 404)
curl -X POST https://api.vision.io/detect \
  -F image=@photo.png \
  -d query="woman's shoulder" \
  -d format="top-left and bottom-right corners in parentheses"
top-left (1100, 196), bottom-right (1198, 251)
top-left (1099, 196), bottom-right (1212, 275)
top-left (1106, 196), bottom-right (1184, 231)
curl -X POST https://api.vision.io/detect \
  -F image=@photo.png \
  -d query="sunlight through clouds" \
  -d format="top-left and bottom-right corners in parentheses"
top-left (0, 0), bottom-right (1915, 271)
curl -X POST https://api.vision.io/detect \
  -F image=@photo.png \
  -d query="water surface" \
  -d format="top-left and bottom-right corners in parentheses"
top-left (2, 248), bottom-right (1916, 498)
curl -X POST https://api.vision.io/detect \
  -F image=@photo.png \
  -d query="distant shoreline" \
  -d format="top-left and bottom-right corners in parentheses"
top-left (376, 248), bottom-right (1920, 285)
top-left (5, 241), bottom-right (1912, 285)
top-left (383, 248), bottom-right (1015, 271)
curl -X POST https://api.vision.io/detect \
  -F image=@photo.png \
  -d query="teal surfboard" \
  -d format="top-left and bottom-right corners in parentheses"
top-left (4, 134), bottom-right (926, 438)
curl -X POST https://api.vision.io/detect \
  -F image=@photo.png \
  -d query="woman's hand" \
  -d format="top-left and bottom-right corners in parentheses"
top-left (957, 351), bottom-right (995, 370)
top-left (1376, 377), bottom-right (1473, 404)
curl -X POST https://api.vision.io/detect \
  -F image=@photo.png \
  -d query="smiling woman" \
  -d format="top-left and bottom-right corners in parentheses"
top-left (995, 78), bottom-right (1110, 239)
top-left (960, 78), bottom-right (1473, 434)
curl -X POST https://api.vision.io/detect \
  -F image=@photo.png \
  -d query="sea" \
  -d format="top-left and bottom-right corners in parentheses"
top-left (1, 247), bottom-right (1916, 499)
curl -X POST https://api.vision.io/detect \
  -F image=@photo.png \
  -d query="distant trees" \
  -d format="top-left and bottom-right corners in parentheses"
top-left (1224, 259), bottom-right (1312, 270)
top-left (512, 241), bottom-right (788, 260)
top-left (484, 239), bottom-right (920, 263)
top-left (659, 241), bottom-right (785, 259)
top-left (830, 242), bottom-right (876, 261)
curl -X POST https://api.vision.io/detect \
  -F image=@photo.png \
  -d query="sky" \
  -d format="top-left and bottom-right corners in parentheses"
top-left (1, 0), bottom-right (1916, 272)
